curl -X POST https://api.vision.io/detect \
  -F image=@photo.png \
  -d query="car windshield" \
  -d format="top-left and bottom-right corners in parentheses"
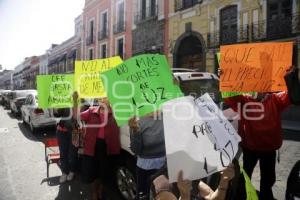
top-left (179, 79), bottom-right (222, 104)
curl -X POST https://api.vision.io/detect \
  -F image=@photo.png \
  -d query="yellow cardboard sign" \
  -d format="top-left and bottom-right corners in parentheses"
top-left (240, 167), bottom-right (259, 200)
top-left (75, 56), bottom-right (123, 98)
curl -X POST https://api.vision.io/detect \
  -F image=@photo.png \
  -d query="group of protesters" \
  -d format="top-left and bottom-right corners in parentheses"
top-left (52, 65), bottom-right (299, 200)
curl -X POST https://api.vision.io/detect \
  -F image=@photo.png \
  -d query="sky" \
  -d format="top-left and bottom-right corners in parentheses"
top-left (0, 0), bottom-right (84, 70)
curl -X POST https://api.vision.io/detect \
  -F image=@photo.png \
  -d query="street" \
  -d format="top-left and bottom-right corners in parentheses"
top-left (0, 105), bottom-right (300, 200)
top-left (0, 106), bottom-right (122, 200)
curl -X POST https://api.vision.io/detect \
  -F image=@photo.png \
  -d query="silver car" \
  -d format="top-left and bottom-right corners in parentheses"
top-left (21, 93), bottom-right (57, 134)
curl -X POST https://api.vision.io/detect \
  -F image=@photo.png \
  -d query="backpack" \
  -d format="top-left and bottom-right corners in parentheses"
top-left (284, 67), bottom-right (300, 105)
top-left (286, 160), bottom-right (300, 200)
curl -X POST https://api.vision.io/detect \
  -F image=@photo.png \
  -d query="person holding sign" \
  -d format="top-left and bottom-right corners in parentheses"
top-left (152, 164), bottom-right (235, 200)
top-left (129, 111), bottom-right (166, 200)
top-left (221, 68), bottom-right (294, 200)
top-left (54, 108), bottom-right (78, 183)
top-left (72, 92), bottom-right (120, 200)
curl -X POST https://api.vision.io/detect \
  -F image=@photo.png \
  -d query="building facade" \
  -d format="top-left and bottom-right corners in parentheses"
top-left (0, 70), bottom-right (13, 90)
top-left (168, 0), bottom-right (300, 73)
top-left (132, 0), bottom-right (169, 56)
top-left (82, 0), bottom-right (133, 60)
top-left (48, 15), bottom-right (82, 74)
top-left (13, 63), bottom-right (25, 90)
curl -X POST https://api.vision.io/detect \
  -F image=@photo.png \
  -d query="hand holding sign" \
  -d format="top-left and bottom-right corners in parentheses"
top-left (101, 54), bottom-right (183, 126)
top-left (220, 42), bottom-right (293, 92)
top-left (37, 74), bottom-right (74, 109)
top-left (162, 94), bottom-right (240, 183)
top-left (75, 56), bottom-right (123, 98)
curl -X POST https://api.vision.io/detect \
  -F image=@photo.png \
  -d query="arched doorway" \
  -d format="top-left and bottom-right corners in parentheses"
top-left (173, 31), bottom-right (206, 71)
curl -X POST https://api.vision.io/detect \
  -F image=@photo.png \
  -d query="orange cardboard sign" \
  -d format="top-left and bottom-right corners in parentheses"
top-left (220, 42), bottom-right (293, 92)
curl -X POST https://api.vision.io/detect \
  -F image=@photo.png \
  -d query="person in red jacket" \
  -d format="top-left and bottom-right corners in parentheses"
top-left (224, 90), bottom-right (291, 200)
top-left (73, 92), bottom-right (120, 200)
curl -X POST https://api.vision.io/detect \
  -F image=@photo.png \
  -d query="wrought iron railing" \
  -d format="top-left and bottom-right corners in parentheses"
top-left (252, 13), bottom-right (300, 41)
top-left (98, 28), bottom-right (109, 40)
top-left (113, 21), bottom-right (126, 34)
top-left (135, 5), bottom-right (158, 24)
top-left (175, 0), bottom-right (202, 11)
top-left (207, 25), bottom-right (249, 48)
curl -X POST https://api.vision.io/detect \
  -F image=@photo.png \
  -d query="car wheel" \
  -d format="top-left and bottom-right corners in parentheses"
top-left (116, 166), bottom-right (136, 200)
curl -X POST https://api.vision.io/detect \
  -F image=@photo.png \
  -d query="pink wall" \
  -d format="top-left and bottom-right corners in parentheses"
top-left (82, 0), bottom-right (132, 60)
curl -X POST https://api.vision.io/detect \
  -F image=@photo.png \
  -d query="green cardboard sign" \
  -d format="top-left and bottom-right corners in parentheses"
top-left (101, 54), bottom-right (183, 126)
top-left (221, 92), bottom-right (256, 98)
top-left (37, 74), bottom-right (74, 109)
top-left (241, 167), bottom-right (259, 200)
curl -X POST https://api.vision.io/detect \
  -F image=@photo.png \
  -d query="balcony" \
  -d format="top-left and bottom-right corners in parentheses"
top-left (86, 35), bottom-right (94, 45)
top-left (98, 28), bottom-right (109, 40)
top-left (135, 5), bottom-right (158, 24)
top-left (113, 21), bottom-right (126, 34)
top-left (175, 0), bottom-right (202, 11)
top-left (207, 25), bottom-right (249, 48)
top-left (252, 13), bottom-right (300, 41)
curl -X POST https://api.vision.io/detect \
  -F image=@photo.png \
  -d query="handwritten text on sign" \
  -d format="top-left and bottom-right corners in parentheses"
top-left (162, 94), bottom-right (241, 183)
top-left (37, 74), bottom-right (74, 109)
top-left (220, 42), bottom-right (293, 92)
top-left (75, 56), bottom-right (123, 98)
top-left (101, 54), bottom-right (183, 126)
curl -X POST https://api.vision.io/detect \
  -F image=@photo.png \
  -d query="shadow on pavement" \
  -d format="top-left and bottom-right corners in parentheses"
top-left (17, 122), bottom-right (56, 143)
top-left (40, 176), bottom-right (92, 200)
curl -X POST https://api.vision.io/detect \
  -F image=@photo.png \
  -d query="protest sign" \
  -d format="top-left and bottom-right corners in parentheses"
top-left (220, 42), bottom-right (293, 92)
top-left (37, 74), bottom-right (74, 109)
top-left (75, 56), bottom-right (123, 98)
top-left (162, 94), bottom-right (241, 182)
top-left (221, 91), bottom-right (256, 98)
top-left (101, 54), bottom-right (183, 126)
top-left (241, 167), bottom-right (259, 200)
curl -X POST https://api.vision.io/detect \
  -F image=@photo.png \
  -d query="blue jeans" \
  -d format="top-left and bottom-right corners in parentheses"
top-left (56, 130), bottom-right (78, 174)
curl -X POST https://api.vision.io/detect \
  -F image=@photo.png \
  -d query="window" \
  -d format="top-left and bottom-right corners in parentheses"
top-left (89, 49), bottom-right (94, 60)
top-left (116, 38), bottom-right (124, 59)
top-left (88, 20), bottom-right (94, 44)
top-left (100, 44), bottom-right (107, 58)
top-left (100, 11), bottom-right (108, 39)
top-left (117, 1), bottom-right (125, 29)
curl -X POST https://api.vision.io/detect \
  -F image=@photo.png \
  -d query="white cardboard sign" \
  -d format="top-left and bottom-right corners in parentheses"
top-left (162, 94), bottom-right (241, 183)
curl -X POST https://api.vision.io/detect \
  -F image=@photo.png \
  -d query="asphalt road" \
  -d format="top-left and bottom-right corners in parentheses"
top-left (0, 105), bottom-right (299, 200)
top-left (0, 106), bottom-right (122, 200)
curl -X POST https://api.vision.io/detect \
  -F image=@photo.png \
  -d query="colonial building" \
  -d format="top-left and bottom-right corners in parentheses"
top-left (13, 63), bottom-right (25, 90)
top-left (48, 14), bottom-right (83, 74)
top-left (0, 70), bottom-right (13, 90)
top-left (132, 0), bottom-right (169, 55)
top-left (168, 0), bottom-right (300, 73)
top-left (82, 0), bottom-right (133, 60)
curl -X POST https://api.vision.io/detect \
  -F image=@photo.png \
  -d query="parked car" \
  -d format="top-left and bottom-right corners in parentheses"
top-left (114, 71), bottom-right (238, 200)
top-left (3, 91), bottom-right (13, 109)
top-left (10, 90), bottom-right (37, 116)
top-left (0, 90), bottom-right (10, 105)
top-left (21, 93), bottom-right (57, 134)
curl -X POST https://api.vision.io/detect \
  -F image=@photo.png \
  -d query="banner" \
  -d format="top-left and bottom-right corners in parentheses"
top-left (220, 42), bottom-right (293, 92)
top-left (101, 54), bottom-right (183, 126)
top-left (75, 56), bottom-right (123, 98)
top-left (162, 94), bottom-right (241, 182)
top-left (37, 74), bottom-right (74, 109)
top-left (221, 92), bottom-right (256, 98)
top-left (241, 167), bottom-right (259, 200)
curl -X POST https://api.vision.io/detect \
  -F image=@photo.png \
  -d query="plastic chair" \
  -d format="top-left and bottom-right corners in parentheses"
top-left (44, 138), bottom-right (60, 178)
